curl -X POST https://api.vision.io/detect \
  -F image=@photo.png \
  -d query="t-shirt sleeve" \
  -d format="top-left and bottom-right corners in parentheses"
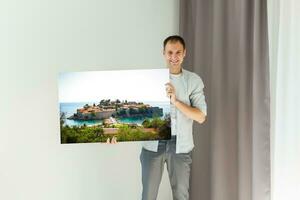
top-left (189, 75), bottom-right (207, 116)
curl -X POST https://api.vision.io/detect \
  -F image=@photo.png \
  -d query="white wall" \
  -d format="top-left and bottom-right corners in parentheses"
top-left (0, 1), bottom-right (179, 199)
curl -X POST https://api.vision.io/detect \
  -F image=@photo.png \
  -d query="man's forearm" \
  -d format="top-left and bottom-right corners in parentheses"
top-left (174, 100), bottom-right (206, 124)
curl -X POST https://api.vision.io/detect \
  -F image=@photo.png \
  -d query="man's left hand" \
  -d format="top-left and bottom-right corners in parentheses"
top-left (165, 82), bottom-right (177, 105)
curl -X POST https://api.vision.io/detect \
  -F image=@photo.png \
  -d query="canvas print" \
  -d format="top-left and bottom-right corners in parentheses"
top-left (59, 68), bottom-right (171, 144)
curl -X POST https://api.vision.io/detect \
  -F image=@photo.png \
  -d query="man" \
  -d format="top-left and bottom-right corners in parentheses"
top-left (140, 35), bottom-right (207, 200)
top-left (108, 35), bottom-right (207, 200)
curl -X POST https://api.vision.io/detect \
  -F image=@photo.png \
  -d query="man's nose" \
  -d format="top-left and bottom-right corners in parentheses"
top-left (171, 54), bottom-right (178, 60)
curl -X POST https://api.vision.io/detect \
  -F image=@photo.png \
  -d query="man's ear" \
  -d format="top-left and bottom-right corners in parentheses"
top-left (183, 49), bottom-right (187, 57)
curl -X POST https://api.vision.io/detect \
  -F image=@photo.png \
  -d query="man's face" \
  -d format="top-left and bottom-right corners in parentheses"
top-left (163, 41), bottom-right (186, 69)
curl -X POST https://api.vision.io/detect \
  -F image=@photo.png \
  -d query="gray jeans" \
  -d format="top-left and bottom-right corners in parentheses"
top-left (140, 136), bottom-right (192, 200)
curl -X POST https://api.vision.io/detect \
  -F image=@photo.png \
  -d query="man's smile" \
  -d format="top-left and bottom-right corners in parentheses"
top-left (170, 60), bottom-right (179, 64)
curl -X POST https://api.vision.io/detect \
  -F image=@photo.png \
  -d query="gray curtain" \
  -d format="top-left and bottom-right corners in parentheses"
top-left (179, 0), bottom-right (270, 200)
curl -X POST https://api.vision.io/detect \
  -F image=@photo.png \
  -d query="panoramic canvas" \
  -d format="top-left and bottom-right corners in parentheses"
top-left (58, 68), bottom-right (171, 144)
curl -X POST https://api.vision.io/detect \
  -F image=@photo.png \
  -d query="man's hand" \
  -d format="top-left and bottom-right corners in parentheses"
top-left (165, 82), bottom-right (206, 124)
top-left (165, 82), bottom-right (177, 104)
top-left (106, 136), bottom-right (118, 144)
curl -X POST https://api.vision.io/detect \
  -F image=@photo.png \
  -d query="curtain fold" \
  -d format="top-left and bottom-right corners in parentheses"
top-left (268, 0), bottom-right (300, 199)
top-left (180, 0), bottom-right (270, 199)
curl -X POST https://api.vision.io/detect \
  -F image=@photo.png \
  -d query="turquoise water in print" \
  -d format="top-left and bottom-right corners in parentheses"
top-left (59, 101), bottom-right (170, 126)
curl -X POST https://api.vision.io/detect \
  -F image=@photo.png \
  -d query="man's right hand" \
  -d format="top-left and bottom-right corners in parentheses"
top-left (106, 136), bottom-right (118, 144)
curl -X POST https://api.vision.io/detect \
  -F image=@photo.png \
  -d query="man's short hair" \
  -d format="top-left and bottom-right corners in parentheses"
top-left (163, 35), bottom-right (186, 50)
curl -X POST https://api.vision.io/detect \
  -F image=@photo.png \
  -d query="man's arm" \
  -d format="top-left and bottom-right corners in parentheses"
top-left (174, 100), bottom-right (206, 124)
top-left (165, 82), bottom-right (206, 124)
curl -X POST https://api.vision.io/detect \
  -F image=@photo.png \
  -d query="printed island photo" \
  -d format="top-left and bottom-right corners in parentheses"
top-left (58, 68), bottom-right (171, 144)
